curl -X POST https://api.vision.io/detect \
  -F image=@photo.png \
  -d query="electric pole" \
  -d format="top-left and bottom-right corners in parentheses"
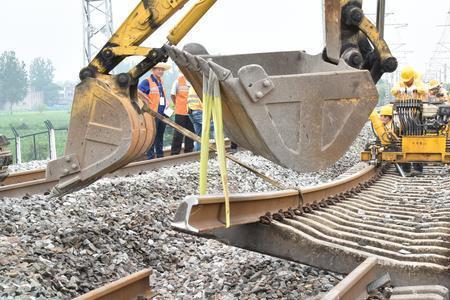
top-left (82, 0), bottom-right (113, 65)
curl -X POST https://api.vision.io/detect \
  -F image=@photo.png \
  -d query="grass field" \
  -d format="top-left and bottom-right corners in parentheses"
top-left (0, 109), bottom-right (175, 163)
top-left (0, 110), bottom-right (70, 163)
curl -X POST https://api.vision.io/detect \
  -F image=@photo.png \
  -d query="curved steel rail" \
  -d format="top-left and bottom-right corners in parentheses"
top-left (181, 164), bottom-right (450, 290)
top-left (173, 163), bottom-right (380, 232)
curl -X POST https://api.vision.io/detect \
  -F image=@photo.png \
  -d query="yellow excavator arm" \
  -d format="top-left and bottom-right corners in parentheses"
top-left (82, 0), bottom-right (217, 80)
top-left (46, 0), bottom-right (397, 196)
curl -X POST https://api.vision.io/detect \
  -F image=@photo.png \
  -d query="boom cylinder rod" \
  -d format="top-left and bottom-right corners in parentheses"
top-left (376, 0), bottom-right (386, 39)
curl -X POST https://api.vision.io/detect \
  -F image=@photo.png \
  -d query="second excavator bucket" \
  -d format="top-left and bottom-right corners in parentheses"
top-left (46, 74), bottom-right (154, 196)
top-left (167, 45), bottom-right (379, 172)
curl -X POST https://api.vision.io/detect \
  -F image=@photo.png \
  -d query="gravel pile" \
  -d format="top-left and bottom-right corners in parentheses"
top-left (0, 125), bottom-right (372, 299)
top-left (230, 123), bottom-right (372, 188)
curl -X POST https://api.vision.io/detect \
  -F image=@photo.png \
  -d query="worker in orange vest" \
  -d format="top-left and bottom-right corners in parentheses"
top-left (170, 74), bottom-right (195, 154)
top-left (187, 86), bottom-right (204, 151)
top-left (138, 62), bottom-right (171, 159)
top-left (178, 43), bottom-right (211, 151)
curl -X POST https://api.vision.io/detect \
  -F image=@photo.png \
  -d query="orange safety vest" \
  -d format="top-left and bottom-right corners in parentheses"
top-left (187, 86), bottom-right (203, 111)
top-left (174, 76), bottom-right (190, 115)
top-left (147, 76), bottom-right (169, 112)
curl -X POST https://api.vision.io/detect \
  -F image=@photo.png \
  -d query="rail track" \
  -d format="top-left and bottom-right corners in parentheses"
top-left (174, 162), bottom-right (450, 297)
top-left (74, 258), bottom-right (449, 300)
top-left (73, 269), bottom-right (154, 300)
top-left (322, 257), bottom-right (449, 300)
top-left (0, 141), bottom-right (232, 198)
top-left (3, 151), bottom-right (450, 298)
top-left (0, 151), bottom-right (201, 198)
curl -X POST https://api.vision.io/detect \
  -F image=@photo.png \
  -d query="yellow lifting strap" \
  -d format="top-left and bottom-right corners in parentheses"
top-left (141, 100), bottom-right (288, 191)
top-left (199, 70), bottom-right (231, 227)
top-left (141, 92), bottom-right (299, 229)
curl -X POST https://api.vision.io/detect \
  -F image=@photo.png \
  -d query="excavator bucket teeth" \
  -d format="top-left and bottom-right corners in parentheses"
top-left (46, 75), bottom-right (154, 196)
top-left (167, 45), bottom-right (378, 172)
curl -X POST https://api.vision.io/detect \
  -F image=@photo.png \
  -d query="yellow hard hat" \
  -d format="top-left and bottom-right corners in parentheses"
top-left (400, 66), bottom-right (415, 82)
top-left (428, 79), bottom-right (440, 89)
top-left (380, 104), bottom-right (393, 116)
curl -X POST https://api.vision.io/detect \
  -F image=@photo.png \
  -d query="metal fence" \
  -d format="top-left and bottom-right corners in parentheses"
top-left (7, 120), bottom-right (67, 164)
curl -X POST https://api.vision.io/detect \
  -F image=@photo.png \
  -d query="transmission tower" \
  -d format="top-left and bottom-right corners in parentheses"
top-left (82, 0), bottom-right (114, 65)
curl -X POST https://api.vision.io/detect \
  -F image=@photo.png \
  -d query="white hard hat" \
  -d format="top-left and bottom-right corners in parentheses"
top-left (152, 62), bottom-right (171, 71)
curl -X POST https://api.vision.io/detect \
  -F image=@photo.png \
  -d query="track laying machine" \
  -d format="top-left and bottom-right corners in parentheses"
top-left (45, 0), bottom-right (398, 196)
top-left (362, 97), bottom-right (450, 165)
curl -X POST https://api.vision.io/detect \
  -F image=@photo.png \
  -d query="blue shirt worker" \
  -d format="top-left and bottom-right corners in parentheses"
top-left (138, 62), bottom-right (171, 159)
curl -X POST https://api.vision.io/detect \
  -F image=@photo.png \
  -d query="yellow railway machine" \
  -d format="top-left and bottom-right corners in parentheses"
top-left (361, 98), bottom-right (450, 164)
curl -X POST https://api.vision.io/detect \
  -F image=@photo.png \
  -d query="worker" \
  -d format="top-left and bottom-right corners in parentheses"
top-left (369, 104), bottom-right (422, 175)
top-left (172, 43), bottom-right (213, 151)
top-left (391, 66), bottom-right (427, 100)
top-left (369, 104), bottom-right (396, 145)
top-left (138, 62), bottom-right (171, 159)
top-left (187, 86), bottom-right (204, 151)
top-left (170, 74), bottom-right (195, 155)
top-left (428, 79), bottom-right (448, 102)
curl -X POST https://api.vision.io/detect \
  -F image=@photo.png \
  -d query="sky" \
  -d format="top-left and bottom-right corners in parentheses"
top-left (0, 0), bottom-right (449, 82)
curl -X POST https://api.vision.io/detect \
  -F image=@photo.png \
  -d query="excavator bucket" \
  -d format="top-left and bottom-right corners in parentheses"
top-left (166, 45), bottom-right (378, 172)
top-left (46, 74), bottom-right (154, 196)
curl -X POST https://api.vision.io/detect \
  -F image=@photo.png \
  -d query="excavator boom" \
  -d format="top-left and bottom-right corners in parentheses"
top-left (46, 0), bottom-right (396, 196)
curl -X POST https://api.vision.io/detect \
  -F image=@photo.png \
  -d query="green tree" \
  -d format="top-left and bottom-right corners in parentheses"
top-left (376, 79), bottom-right (390, 106)
top-left (29, 57), bottom-right (61, 105)
top-left (0, 51), bottom-right (28, 114)
top-left (443, 82), bottom-right (450, 91)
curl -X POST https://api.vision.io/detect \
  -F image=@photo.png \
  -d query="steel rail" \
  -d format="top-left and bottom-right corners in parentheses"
top-left (0, 151), bottom-right (201, 198)
top-left (322, 257), bottom-right (379, 300)
top-left (322, 257), bottom-right (449, 300)
top-left (1, 146), bottom-right (194, 187)
top-left (73, 269), bottom-right (153, 300)
top-left (1, 168), bottom-right (45, 186)
top-left (172, 163), bottom-right (380, 232)
top-left (186, 164), bottom-right (450, 289)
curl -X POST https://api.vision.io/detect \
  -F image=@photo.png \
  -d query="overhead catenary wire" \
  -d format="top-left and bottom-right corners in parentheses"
top-left (425, 7), bottom-right (450, 82)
